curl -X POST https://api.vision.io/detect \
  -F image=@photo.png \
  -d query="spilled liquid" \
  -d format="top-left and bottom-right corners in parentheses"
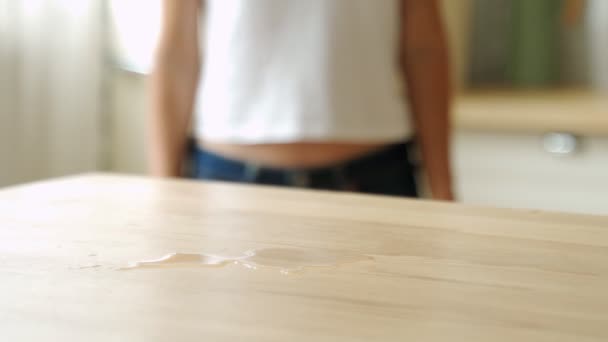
top-left (121, 248), bottom-right (373, 275)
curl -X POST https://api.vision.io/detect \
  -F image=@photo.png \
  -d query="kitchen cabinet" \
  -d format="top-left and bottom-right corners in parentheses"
top-left (454, 90), bottom-right (608, 215)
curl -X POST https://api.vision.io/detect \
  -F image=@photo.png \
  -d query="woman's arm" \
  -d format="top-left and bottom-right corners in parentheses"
top-left (399, 0), bottom-right (454, 200)
top-left (148, 0), bottom-right (202, 177)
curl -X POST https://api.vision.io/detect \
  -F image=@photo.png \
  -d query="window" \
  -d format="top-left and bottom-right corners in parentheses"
top-left (108, 0), bottom-right (161, 74)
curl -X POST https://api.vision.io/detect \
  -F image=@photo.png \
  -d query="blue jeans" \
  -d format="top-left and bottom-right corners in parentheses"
top-left (191, 142), bottom-right (419, 198)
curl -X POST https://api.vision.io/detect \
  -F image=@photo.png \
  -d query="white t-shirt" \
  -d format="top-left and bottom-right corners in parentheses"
top-left (195, 0), bottom-right (412, 143)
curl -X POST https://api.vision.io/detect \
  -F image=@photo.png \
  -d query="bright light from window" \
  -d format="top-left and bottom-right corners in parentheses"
top-left (109, 0), bottom-right (161, 74)
top-left (57, 0), bottom-right (91, 16)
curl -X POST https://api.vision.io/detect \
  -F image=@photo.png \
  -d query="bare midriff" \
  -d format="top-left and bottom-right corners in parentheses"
top-left (199, 140), bottom-right (394, 169)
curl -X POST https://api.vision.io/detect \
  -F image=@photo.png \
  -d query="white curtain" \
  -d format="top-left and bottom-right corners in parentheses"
top-left (0, 0), bottom-right (104, 187)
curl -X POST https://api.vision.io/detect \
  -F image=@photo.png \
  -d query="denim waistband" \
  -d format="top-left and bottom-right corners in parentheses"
top-left (193, 140), bottom-right (416, 184)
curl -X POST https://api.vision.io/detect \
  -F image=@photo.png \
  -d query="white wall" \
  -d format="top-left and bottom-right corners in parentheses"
top-left (108, 70), bottom-right (148, 174)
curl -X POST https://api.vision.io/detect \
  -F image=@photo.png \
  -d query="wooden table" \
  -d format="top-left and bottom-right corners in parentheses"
top-left (1, 174), bottom-right (608, 341)
top-left (454, 89), bottom-right (608, 136)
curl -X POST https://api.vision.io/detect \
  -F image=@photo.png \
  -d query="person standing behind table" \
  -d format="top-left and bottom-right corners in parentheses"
top-left (148, 0), bottom-right (453, 200)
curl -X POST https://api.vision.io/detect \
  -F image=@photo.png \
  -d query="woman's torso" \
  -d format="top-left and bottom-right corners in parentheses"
top-left (196, 0), bottom-right (411, 168)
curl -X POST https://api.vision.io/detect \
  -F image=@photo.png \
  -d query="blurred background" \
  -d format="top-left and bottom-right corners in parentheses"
top-left (1, 0), bottom-right (607, 214)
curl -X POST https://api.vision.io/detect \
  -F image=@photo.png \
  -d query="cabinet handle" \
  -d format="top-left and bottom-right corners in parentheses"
top-left (542, 132), bottom-right (579, 155)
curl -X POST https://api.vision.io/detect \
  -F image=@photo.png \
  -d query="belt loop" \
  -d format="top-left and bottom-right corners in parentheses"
top-left (244, 165), bottom-right (261, 183)
top-left (332, 166), bottom-right (349, 189)
top-left (291, 171), bottom-right (310, 188)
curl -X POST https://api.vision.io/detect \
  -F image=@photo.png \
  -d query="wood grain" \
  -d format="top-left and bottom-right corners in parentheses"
top-left (454, 89), bottom-right (608, 136)
top-left (1, 174), bottom-right (608, 341)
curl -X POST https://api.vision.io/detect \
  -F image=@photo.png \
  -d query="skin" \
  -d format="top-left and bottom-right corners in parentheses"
top-left (148, 0), bottom-right (201, 177)
top-left (148, 0), bottom-right (453, 200)
top-left (399, 0), bottom-right (453, 200)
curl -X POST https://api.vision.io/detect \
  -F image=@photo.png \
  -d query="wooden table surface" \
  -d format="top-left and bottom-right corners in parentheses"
top-left (454, 89), bottom-right (608, 136)
top-left (2, 174), bottom-right (608, 341)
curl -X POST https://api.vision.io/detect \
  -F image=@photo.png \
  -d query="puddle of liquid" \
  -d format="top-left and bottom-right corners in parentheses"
top-left (121, 248), bottom-right (373, 275)
top-left (75, 264), bottom-right (102, 270)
